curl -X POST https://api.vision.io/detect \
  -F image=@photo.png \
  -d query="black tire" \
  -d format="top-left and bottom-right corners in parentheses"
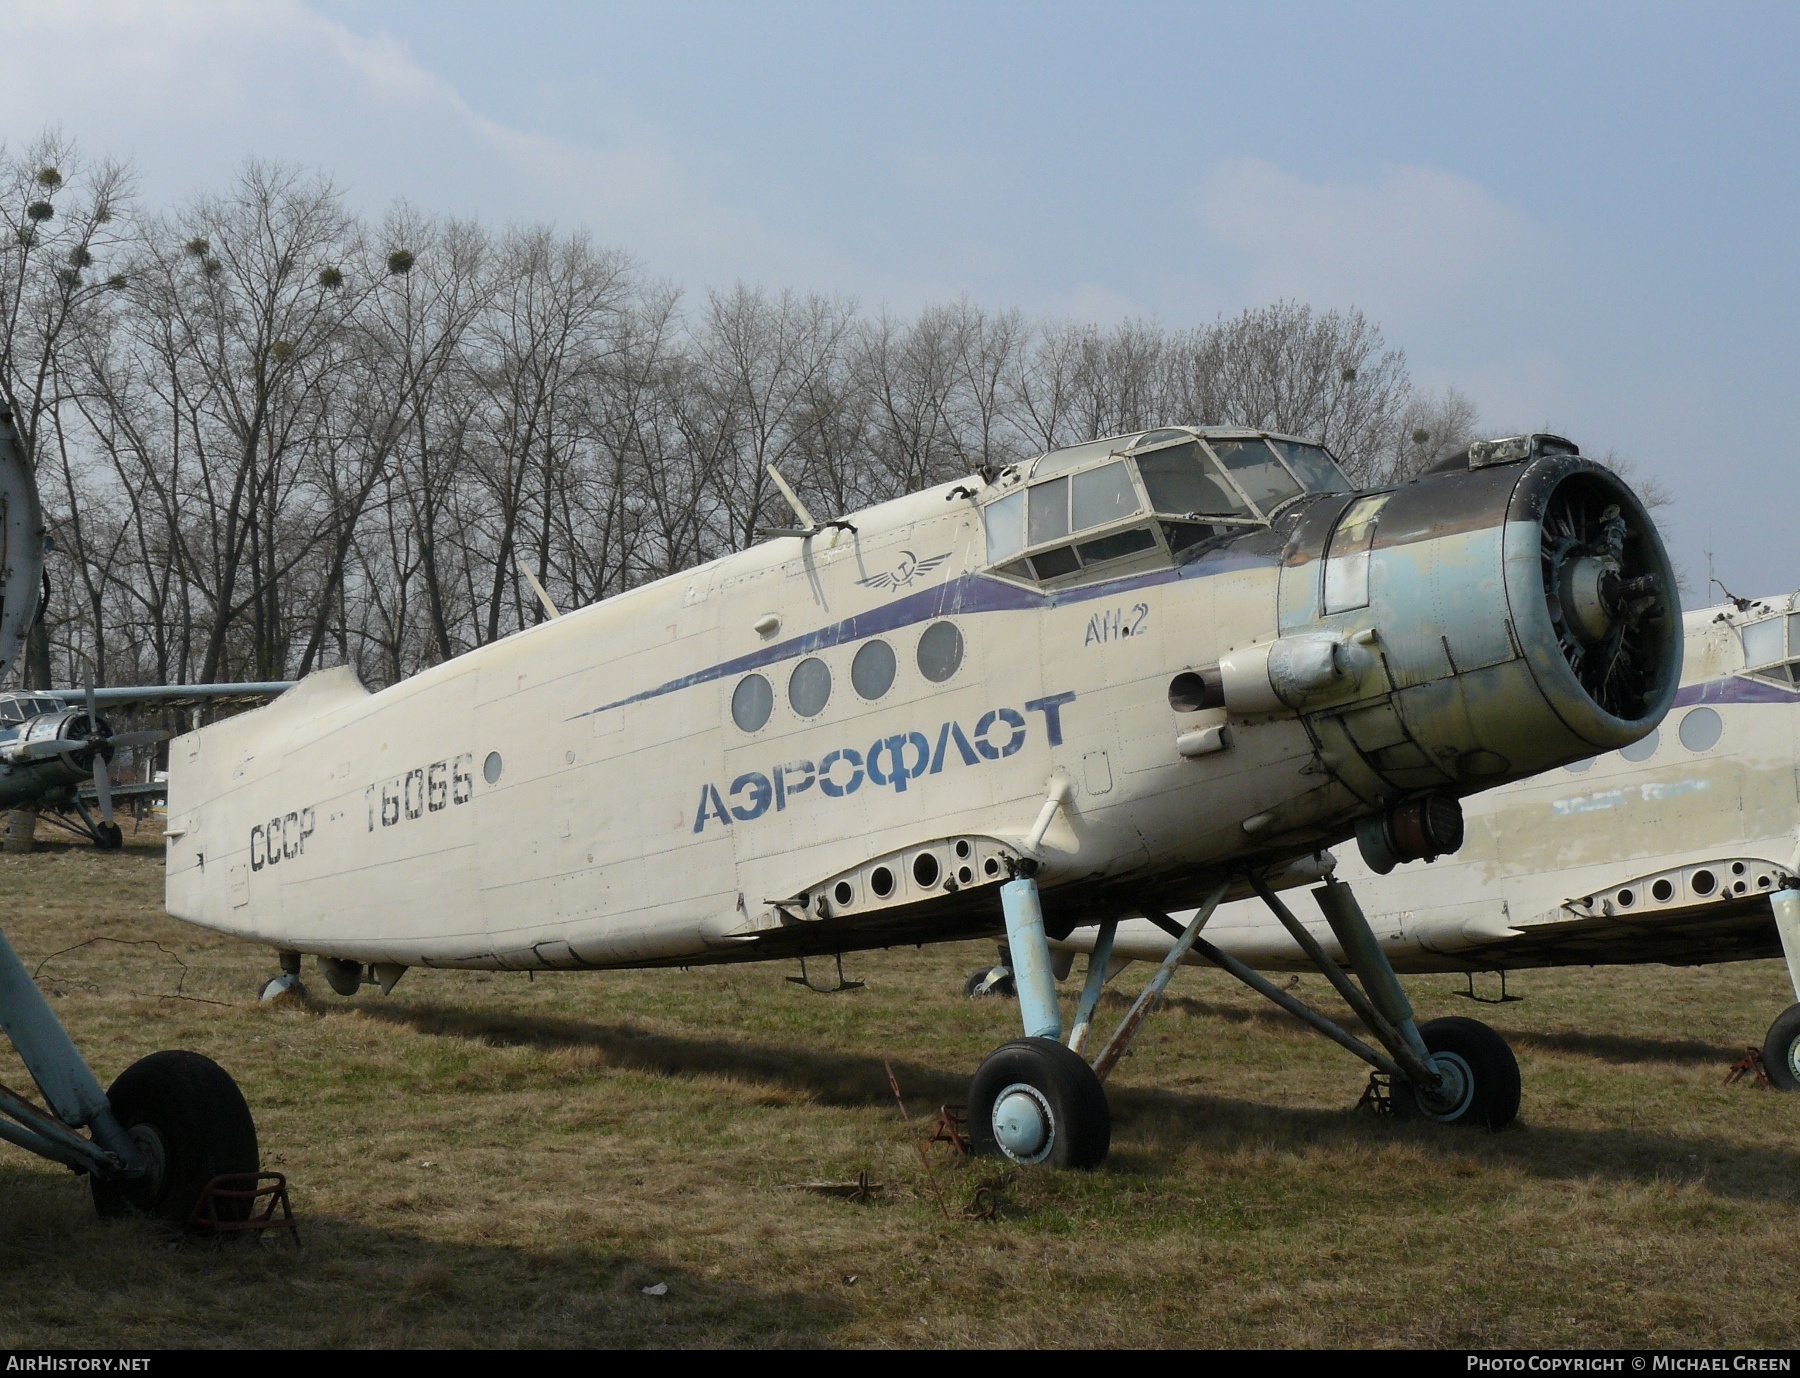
top-left (968, 1037), bottom-right (1110, 1169)
top-left (91, 1050), bottom-right (259, 1225)
top-left (963, 966), bottom-right (1015, 998)
top-left (95, 823), bottom-right (123, 850)
top-left (1763, 1004), bottom-right (1800, 1092)
top-left (1392, 1016), bottom-right (1521, 1130)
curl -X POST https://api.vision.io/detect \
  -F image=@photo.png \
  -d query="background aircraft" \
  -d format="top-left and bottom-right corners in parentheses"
top-left (0, 682), bottom-right (292, 848)
top-left (0, 408), bottom-right (263, 1226)
top-left (1038, 590), bottom-right (1800, 1088)
top-left (163, 427), bottom-right (1680, 1169)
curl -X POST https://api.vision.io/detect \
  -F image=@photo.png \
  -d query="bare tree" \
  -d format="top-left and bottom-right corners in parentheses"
top-left (0, 132), bottom-right (132, 683)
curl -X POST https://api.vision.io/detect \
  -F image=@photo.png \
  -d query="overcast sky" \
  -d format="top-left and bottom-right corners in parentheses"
top-left (2, 1), bottom-right (1795, 600)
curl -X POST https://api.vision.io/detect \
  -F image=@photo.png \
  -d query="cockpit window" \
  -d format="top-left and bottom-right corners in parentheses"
top-left (1741, 615), bottom-right (1800, 685)
top-left (1076, 527), bottom-right (1158, 565)
top-left (983, 489), bottom-right (1025, 563)
top-left (1070, 461), bottom-right (1142, 531)
top-left (1268, 440), bottom-right (1351, 494)
top-left (1743, 617), bottom-right (1784, 670)
top-left (1136, 441), bottom-right (1254, 518)
top-left (1208, 438), bottom-right (1303, 512)
top-left (986, 429), bottom-right (1342, 588)
top-left (1032, 433), bottom-right (1143, 479)
top-left (0, 698), bottom-right (25, 727)
top-left (1029, 476), bottom-right (1071, 545)
top-left (1132, 428), bottom-right (1190, 450)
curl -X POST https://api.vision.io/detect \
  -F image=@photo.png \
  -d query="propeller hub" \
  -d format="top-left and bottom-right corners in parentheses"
top-left (1560, 555), bottom-right (1619, 645)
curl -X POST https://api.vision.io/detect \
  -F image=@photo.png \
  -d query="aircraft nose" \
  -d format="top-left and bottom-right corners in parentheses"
top-left (1223, 438), bottom-right (1681, 865)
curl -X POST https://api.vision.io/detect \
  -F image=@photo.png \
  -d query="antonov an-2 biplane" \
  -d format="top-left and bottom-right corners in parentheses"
top-left (1043, 589), bottom-right (1800, 1088)
top-left (164, 427), bottom-right (1680, 1170)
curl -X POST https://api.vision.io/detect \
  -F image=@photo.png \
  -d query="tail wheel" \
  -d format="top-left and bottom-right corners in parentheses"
top-left (963, 967), bottom-right (1015, 998)
top-left (1763, 1004), bottom-right (1800, 1092)
top-left (1393, 1016), bottom-right (1521, 1130)
top-left (968, 1037), bottom-right (1110, 1169)
top-left (91, 1051), bottom-right (259, 1224)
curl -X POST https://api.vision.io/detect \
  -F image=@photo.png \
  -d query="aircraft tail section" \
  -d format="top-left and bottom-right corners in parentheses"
top-left (165, 666), bottom-right (370, 935)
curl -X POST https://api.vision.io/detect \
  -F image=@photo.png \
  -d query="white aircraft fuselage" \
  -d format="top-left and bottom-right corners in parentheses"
top-left (163, 429), bottom-right (1679, 984)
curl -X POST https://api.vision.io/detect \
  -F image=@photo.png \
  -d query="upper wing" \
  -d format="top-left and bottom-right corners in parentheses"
top-left (45, 682), bottom-right (295, 712)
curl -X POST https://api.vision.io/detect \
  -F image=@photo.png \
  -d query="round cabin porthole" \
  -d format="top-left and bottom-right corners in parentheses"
top-left (1678, 706), bottom-right (1723, 753)
top-left (732, 673), bottom-right (774, 732)
top-left (834, 880), bottom-right (855, 906)
top-left (1620, 728), bottom-right (1660, 763)
top-left (1652, 878), bottom-right (1674, 902)
top-left (870, 866), bottom-right (895, 899)
top-left (851, 639), bottom-right (897, 700)
top-left (1692, 869), bottom-right (1717, 896)
top-left (916, 621), bottom-right (964, 683)
top-left (483, 751), bottom-right (503, 784)
top-left (913, 853), bottom-right (940, 888)
top-left (1617, 888), bottom-right (1635, 907)
top-left (789, 657), bottom-right (831, 717)
top-left (1564, 757), bottom-right (1596, 774)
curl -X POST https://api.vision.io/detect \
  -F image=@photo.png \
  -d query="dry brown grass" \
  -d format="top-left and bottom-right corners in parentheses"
top-left (1, 821), bottom-right (1798, 1347)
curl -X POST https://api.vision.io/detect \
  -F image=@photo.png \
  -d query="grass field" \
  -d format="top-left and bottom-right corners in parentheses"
top-left (2, 824), bottom-right (1799, 1348)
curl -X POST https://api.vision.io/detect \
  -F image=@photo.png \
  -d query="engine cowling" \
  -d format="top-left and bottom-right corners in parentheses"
top-left (1247, 441), bottom-right (1679, 854)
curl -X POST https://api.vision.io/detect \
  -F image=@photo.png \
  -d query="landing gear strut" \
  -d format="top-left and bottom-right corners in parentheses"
top-left (967, 865), bottom-right (1520, 1172)
top-left (0, 924), bottom-right (259, 1222)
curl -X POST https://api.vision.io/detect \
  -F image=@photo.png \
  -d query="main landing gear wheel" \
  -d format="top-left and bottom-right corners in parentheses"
top-left (963, 966), bottom-right (1015, 998)
top-left (1762, 1004), bottom-right (1800, 1092)
top-left (94, 822), bottom-right (123, 851)
top-left (968, 1037), bottom-right (1110, 1169)
top-left (90, 1050), bottom-right (260, 1224)
top-left (1392, 1016), bottom-right (1521, 1130)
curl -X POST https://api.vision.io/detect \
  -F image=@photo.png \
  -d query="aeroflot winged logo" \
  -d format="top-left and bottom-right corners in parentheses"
top-left (856, 550), bottom-right (951, 591)
top-left (694, 692), bottom-right (1076, 831)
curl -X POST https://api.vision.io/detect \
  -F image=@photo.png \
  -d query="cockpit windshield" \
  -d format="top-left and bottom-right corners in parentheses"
top-left (1134, 441), bottom-right (1253, 519)
top-left (0, 694), bottom-right (59, 728)
top-left (1268, 439), bottom-right (1352, 495)
top-left (989, 428), bottom-right (1352, 587)
top-left (1208, 438), bottom-right (1303, 511)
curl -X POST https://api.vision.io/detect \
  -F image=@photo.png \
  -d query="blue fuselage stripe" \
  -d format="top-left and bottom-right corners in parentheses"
top-left (569, 551), bottom-right (1274, 721)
